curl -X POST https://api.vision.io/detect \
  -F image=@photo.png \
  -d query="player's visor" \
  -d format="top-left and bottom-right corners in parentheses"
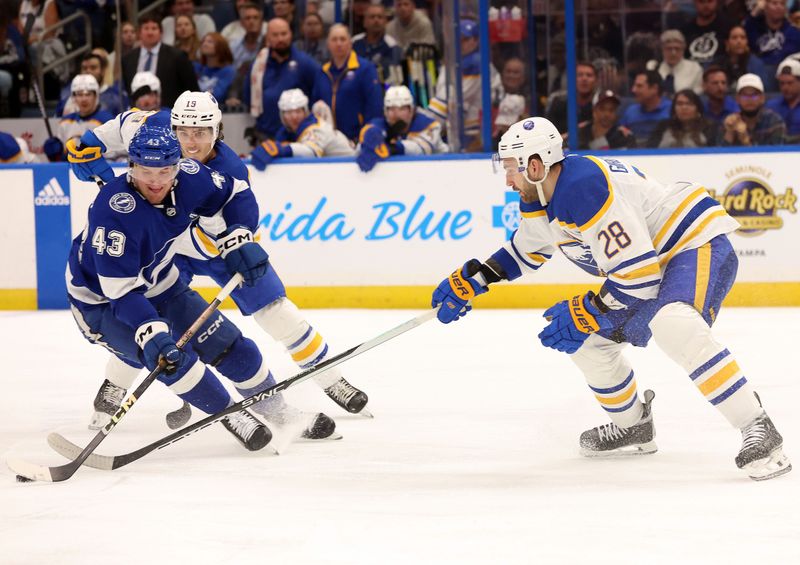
top-left (491, 153), bottom-right (523, 175)
top-left (174, 127), bottom-right (214, 143)
top-left (130, 163), bottom-right (179, 183)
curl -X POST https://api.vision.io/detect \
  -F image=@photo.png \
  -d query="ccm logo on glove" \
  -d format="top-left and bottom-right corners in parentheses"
top-left (216, 228), bottom-right (253, 257)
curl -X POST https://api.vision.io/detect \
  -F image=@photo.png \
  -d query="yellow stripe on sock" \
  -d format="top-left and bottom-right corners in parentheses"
top-left (291, 333), bottom-right (323, 362)
top-left (698, 360), bottom-right (740, 396)
top-left (596, 384), bottom-right (637, 405)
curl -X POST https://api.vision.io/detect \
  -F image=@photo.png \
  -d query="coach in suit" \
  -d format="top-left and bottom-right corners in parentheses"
top-left (122, 14), bottom-right (199, 108)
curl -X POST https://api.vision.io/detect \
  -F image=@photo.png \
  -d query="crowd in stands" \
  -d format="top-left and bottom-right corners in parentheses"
top-left (2, 0), bottom-right (800, 168)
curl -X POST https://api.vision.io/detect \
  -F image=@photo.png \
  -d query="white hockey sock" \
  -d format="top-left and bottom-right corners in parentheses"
top-left (650, 302), bottom-right (762, 429)
top-left (105, 355), bottom-right (141, 389)
top-left (253, 298), bottom-right (341, 389)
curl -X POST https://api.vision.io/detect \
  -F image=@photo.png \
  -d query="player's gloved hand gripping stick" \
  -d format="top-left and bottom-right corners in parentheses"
top-left (7, 274), bottom-right (243, 483)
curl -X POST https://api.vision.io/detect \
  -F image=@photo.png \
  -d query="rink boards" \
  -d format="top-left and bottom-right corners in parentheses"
top-left (1, 150), bottom-right (798, 309)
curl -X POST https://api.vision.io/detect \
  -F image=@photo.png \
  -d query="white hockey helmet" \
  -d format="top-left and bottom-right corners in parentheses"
top-left (495, 117), bottom-right (564, 205)
top-left (384, 85), bottom-right (414, 109)
top-left (70, 73), bottom-right (99, 95)
top-left (278, 88), bottom-right (309, 112)
top-left (171, 90), bottom-right (223, 139)
top-left (131, 71), bottom-right (161, 95)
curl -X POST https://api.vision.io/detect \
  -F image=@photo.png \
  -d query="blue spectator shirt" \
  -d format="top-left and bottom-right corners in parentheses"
top-left (744, 17), bottom-right (800, 66)
top-left (765, 96), bottom-right (800, 138)
top-left (703, 95), bottom-right (739, 124)
top-left (620, 98), bottom-right (672, 145)
top-left (194, 62), bottom-right (236, 101)
top-left (243, 46), bottom-right (319, 137)
top-left (312, 51), bottom-right (384, 141)
top-left (352, 33), bottom-right (403, 87)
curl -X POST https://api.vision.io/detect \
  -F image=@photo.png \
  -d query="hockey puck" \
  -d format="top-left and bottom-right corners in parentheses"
top-left (16, 475), bottom-right (34, 483)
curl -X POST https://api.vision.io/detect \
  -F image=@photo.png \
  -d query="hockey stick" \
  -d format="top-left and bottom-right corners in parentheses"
top-left (7, 274), bottom-right (244, 483)
top-left (46, 309), bottom-right (438, 472)
top-left (20, 12), bottom-right (54, 138)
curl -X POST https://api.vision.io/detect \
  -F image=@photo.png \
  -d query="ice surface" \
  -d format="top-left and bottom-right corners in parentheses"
top-left (1, 308), bottom-right (798, 564)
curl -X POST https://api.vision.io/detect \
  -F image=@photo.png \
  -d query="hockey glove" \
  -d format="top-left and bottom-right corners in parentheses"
top-left (216, 225), bottom-right (269, 286)
top-left (43, 137), bottom-right (64, 162)
top-left (356, 125), bottom-right (389, 172)
top-left (431, 259), bottom-right (489, 324)
top-left (66, 133), bottom-right (115, 183)
top-left (135, 319), bottom-right (185, 374)
top-left (251, 140), bottom-right (292, 171)
top-left (538, 291), bottom-right (611, 354)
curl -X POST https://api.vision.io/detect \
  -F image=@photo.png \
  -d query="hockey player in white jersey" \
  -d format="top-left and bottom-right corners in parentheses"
top-left (67, 91), bottom-right (370, 433)
top-left (250, 88), bottom-right (355, 171)
top-left (430, 116), bottom-right (791, 481)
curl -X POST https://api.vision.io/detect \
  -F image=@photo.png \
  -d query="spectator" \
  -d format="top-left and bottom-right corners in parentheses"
top-left (250, 88), bottom-right (354, 171)
top-left (18, 0), bottom-right (58, 44)
top-left (294, 12), bottom-right (329, 66)
top-left (624, 31), bottom-right (661, 86)
top-left (621, 70), bottom-right (672, 146)
top-left (765, 57), bottom-right (800, 142)
top-left (546, 61), bottom-right (598, 134)
top-left (19, 0), bottom-right (69, 92)
top-left (719, 73), bottom-right (786, 145)
top-left (57, 52), bottom-right (126, 117)
top-left (107, 22), bottom-right (138, 86)
top-left (174, 14), bottom-right (201, 63)
top-left (221, 0), bottom-right (267, 44)
top-left (195, 32), bottom-right (236, 101)
top-left (129, 71), bottom-right (162, 111)
top-left (680, 0), bottom-right (734, 66)
top-left (492, 94), bottom-right (527, 144)
top-left (271, 0), bottom-right (300, 38)
top-left (342, 0), bottom-right (371, 38)
top-left (227, 3), bottom-right (267, 106)
top-left (162, 0), bottom-right (216, 46)
top-left (713, 25), bottom-right (772, 91)
top-left (386, 0), bottom-right (435, 51)
top-left (647, 89), bottom-right (719, 147)
top-left (245, 17), bottom-right (319, 139)
top-left (122, 14), bottom-right (200, 108)
top-left (356, 84), bottom-right (447, 172)
top-left (744, 0), bottom-right (800, 69)
top-left (57, 74), bottom-right (114, 149)
top-left (0, 21), bottom-right (24, 117)
top-left (312, 23), bottom-right (383, 142)
top-left (352, 3), bottom-right (403, 87)
top-left (653, 29), bottom-right (703, 96)
top-left (701, 65), bottom-right (739, 124)
top-left (576, 89), bottom-right (636, 150)
top-left (427, 19), bottom-right (502, 150)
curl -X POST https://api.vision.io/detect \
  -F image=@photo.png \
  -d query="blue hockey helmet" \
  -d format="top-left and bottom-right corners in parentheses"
top-left (128, 124), bottom-right (181, 168)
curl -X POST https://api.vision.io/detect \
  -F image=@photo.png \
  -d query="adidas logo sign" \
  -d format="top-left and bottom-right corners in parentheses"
top-left (35, 178), bottom-right (70, 206)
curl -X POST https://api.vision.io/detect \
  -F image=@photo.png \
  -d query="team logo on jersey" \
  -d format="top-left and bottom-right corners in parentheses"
top-left (34, 177), bottom-right (70, 206)
top-left (709, 166), bottom-right (797, 237)
top-left (109, 192), bottom-right (136, 213)
top-left (179, 159), bottom-right (200, 174)
top-left (210, 170), bottom-right (225, 189)
top-left (558, 241), bottom-right (605, 277)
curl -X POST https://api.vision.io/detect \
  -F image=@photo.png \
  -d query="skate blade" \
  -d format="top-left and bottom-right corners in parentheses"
top-left (743, 448), bottom-right (792, 481)
top-left (88, 411), bottom-right (111, 431)
top-left (298, 431), bottom-right (343, 442)
top-left (580, 441), bottom-right (658, 458)
top-left (358, 408), bottom-right (374, 419)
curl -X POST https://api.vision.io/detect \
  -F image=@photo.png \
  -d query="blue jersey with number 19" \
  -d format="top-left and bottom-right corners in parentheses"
top-left (488, 155), bottom-right (740, 307)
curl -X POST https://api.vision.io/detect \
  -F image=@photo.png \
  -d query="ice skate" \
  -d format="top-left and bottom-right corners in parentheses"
top-left (88, 379), bottom-right (126, 430)
top-left (580, 389), bottom-right (657, 457)
top-left (324, 377), bottom-right (370, 415)
top-left (221, 410), bottom-right (272, 451)
top-left (261, 402), bottom-right (340, 441)
top-left (735, 411), bottom-right (792, 481)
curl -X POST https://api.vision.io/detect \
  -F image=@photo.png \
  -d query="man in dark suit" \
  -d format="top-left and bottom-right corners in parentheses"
top-left (122, 14), bottom-right (199, 108)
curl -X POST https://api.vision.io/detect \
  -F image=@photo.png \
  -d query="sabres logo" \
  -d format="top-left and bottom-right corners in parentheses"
top-left (523, 120), bottom-right (535, 130)
top-left (109, 192), bottom-right (136, 213)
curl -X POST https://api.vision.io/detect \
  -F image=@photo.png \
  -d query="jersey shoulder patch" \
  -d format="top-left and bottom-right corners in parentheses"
top-left (179, 158), bottom-right (201, 174)
top-left (108, 192), bottom-right (137, 214)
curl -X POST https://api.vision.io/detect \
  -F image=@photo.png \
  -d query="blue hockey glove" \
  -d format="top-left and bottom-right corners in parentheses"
top-left (538, 291), bottom-right (611, 354)
top-left (356, 125), bottom-right (388, 172)
top-left (216, 225), bottom-right (269, 286)
top-left (43, 137), bottom-right (64, 162)
top-left (66, 136), bottom-right (115, 183)
top-left (135, 319), bottom-right (185, 373)
top-left (251, 140), bottom-right (292, 171)
top-left (431, 259), bottom-right (489, 324)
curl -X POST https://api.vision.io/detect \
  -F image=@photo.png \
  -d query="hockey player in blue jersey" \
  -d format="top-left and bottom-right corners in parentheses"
top-left (430, 116), bottom-right (791, 481)
top-left (67, 91), bottom-right (369, 432)
top-left (68, 123), bottom-right (337, 449)
top-left (356, 85), bottom-right (448, 173)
